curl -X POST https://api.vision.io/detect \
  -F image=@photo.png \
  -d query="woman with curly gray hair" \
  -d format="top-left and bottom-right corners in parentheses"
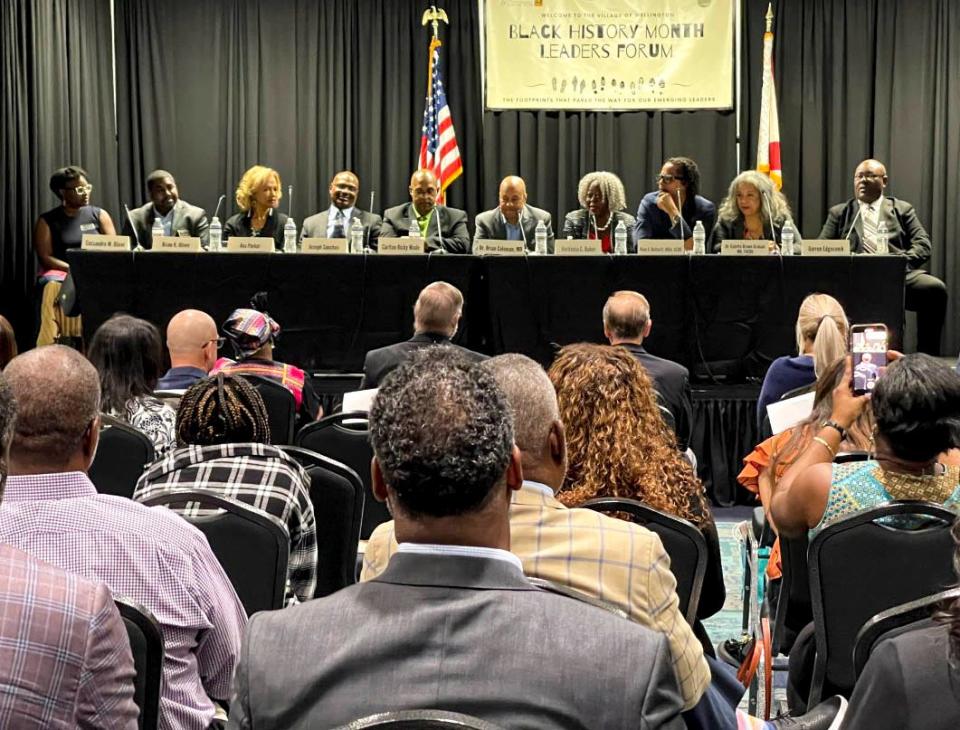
top-left (561, 171), bottom-right (636, 253)
top-left (710, 170), bottom-right (799, 252)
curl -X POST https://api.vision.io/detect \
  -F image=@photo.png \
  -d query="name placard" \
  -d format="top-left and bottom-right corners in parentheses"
top-left (473, 239), bottom-right (526, 256)
top-left (636, 239), bottom-right (685, 256)
top-left (378, 237), bottom-right (424, 255)
top-left (152, 235), bottom-right (202, 252)
top-left (555, 239), bottom-right (603, 256)
top-left (81, 234), bottom-right (130, 251)
top-left (801, 239), bottom-right (850, 257)
top-left (720, 240), bottom-right (772, 256)
top-left (302, 237), bottom-right (349, 254)
top-left (226, 237), bottom-right (274, 253)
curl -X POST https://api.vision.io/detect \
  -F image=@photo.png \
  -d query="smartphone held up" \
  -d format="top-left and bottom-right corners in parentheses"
top-left (850, 323), bottom-right (888, 395)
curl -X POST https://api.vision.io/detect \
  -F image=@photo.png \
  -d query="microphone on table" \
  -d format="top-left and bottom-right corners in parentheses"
top-left (212, 194), bottom-right (226, 221)
top-left (433, 204), bottom-right (445, 253)
top-left (367, 191), bottom-right (376, 250)
top-left (589, 212), bottom-right (597, 240)
top-left (123, 203), bottom-right (143, 251)
top-left (518, 206), bottom-right (528, 249)
top-left (844, 205), bottom-right (863, 247)
top-left (287, 185), bottom-right (294, 217)
top-left (762, 191), bottom-right (780, 249)
top-left (674, 190), bottom-right (686, 241)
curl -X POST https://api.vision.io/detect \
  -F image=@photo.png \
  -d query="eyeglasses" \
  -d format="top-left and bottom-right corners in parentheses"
top-left (656, 174), bottom-right (679, 184)
top-left (65, 184), bottom-right (93, 195)
top-left (204, 337), bottom-right (226, 349)
top-left (854, 172), bottom-right (883, 182)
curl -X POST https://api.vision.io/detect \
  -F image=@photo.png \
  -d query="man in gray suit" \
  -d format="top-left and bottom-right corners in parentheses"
top-left (300, 170), bottom-right (382, 249)
top-left (474, 175), bottom-right (555, 252)
top-left (121, 169), bottom-right (209, 249)
top-left (380, 169), bottom-right (471, 253)
top-left (228, 347), bottom-right (685, 730)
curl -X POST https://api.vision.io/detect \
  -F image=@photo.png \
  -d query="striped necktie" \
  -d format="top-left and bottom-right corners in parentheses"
top-left (860, 204), bottom-right (877, 253)
top-left (331, 210), bottom-right (345, 238)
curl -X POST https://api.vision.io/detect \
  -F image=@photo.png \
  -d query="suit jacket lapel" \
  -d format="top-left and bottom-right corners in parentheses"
top-left (169, 200), bottom-right (184, 235)
top-left (520, 206), bottom-right (538, 245)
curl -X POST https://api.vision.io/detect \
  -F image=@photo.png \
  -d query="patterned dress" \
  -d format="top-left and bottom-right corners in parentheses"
top-left (111, 396), bottom-right (177, 457)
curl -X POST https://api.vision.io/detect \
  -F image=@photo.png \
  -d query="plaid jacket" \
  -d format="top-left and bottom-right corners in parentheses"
top-left (361, 481), bottom-right (711, 710)
top-left (134, 442), bottom-right (318, 604)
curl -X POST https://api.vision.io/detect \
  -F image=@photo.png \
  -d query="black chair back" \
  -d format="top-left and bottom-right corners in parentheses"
top-left (772, 533), bottom-right (811, 655)
top-left (241, 374), bottom-right (296, 445)
top-left (115, 596), bottom-right (164, 730)
top-left (280, 445), bottom-right (364, 597)
top-left (89, 414), bottom-right (156, 499)
top-left (296, 412), bottom-right (387, 539)
top-left (807, 501), bottom-right (957, 705)
top-left (338, 710), bottom-right (505, 729)
top-left (140, 490), bottom-right (289, 615)
top-left (581, 497), bottom-right (707, 624)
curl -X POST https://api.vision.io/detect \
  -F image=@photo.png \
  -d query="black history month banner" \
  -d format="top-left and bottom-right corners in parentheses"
top-left (484, 0), bottom-right (734, 110)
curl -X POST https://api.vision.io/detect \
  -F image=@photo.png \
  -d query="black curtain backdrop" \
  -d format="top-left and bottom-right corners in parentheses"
top-left (2, 0), bottom-right (959, 353)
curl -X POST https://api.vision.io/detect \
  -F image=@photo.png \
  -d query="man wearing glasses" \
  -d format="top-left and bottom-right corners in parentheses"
top-left (635, 156), bottom-right (717, 250)
top-left (820, 158), bottom-right (947, 355)
top-left (156, 309), bottom-right (221, 391)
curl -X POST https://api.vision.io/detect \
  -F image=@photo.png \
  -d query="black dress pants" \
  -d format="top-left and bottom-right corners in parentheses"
top-left (904, 269), bottom-right (947, 356)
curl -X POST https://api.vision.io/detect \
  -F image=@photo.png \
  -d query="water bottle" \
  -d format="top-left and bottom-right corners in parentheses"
top-left (692, 220), bottom-right (706, 255)
top-left (208, 216), bottom-right (222, 252)
top-left (408, 218), bottom-right (421, 238)
top-left (534, 219), bottom-right (548, 255)
top-left (876, 221), bottom-right (889, 254)
top-left (283, 217), bottom-right (297, 253)
top-left (350, 217), bottom-right (364, 254)
top-left (780, 219), bottom-right (795, 256)
top-left (613, 220), bottom-right (628, 255)
top-left (151, 217), bottom-right (163, 247)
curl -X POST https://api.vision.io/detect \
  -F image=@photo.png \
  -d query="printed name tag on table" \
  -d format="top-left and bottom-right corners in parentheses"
top-left (555, 239), bottom-right (603, 256)
top-left (81, 234), bottom-right (130, 251)
top-left (152, 236), bottom-right (202, 252)
top-left (378, 237), bottom-right (424, 255)
top-left (302, 238), bottom-right (349, 254)
top-left (636, 240), bottom-right (685, 256)
top-left (801, 240), bottom-right (849, 256)
top-left (226, 237), bottom-right (274, 253)
top-left (720, 240), bottom-right (771, 256)
top-left (474, 239), bottom-right (525, 255)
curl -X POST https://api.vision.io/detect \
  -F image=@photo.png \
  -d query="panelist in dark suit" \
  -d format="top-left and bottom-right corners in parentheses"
top-left (121, 170), bottom-right (209, 249)
top-left (473, 175), bottom-right (555, 252)
top-left (300, 170), bottom-right (382, 249)
top-left (223, 165), bottom-right (289, 251)
top-left (635, 157), bottom-right (717, 249)
top-left (380, 169), bottom-right (471, 253)
top-left (227, 347), bottom-right (685, 729)
top-left (710, 170), bottom-right (799, 252)
top-left (819, 159), bottom-right (947, 355)
top-left (360, 281), bottom-right (485, 389)
top-left (561, 171), bottom-right (637, 252)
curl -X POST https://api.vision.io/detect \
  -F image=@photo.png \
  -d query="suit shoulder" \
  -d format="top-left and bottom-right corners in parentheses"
top-left (827, 200), bottom-right (853, 216)
top-left (643, 351), bottom-right (689, 378)
top-left (526, 205), bottom-right (552, 220)
top-left (180, 200), bottom-right (207, 216)
top-left (696, 195), bottom-right (717, 213)
top-left (442, 205), bottom-right (468, 221)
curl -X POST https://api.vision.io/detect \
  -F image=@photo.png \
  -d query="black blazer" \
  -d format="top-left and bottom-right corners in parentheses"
top-left (379, 202), bottom-right (471, 253)
top-left (560, 209), bottom-right (638, 252)
top-left (223, 210), bottom-right (290, 251)
top-left (121, 199), bottom-right (210, 249)
top-left (360, 332), bottom-right (487, 389)
top-left (619, 343), bottom-right (693, 453)
top-left (473, 205), bottom-right (555, 252)
top-left (300, 208), bottom-right (382, 248)
top-left (818, 196), bottom-right (931, 271)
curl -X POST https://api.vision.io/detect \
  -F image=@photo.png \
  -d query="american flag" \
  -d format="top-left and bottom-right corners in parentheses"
top-left (419, 37), bottom-right (462, 203)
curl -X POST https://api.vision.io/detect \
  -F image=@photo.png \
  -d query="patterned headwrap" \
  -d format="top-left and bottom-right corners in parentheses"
top-left (222, 308), bottom-right (280, 359)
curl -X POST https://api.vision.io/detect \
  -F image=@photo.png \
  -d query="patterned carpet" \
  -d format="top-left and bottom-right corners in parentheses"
top-left (703, 516), bottom-right (749, 649)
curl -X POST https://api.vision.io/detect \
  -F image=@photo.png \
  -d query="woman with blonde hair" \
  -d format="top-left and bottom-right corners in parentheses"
top-left (223, 165), bottom-right (289, 250)
top-left (548, 343), bottom-right (725, 625)
top-left (710, 169), bottom-right (798, 251)
top-left (756, 293), bottom-right (848, 429)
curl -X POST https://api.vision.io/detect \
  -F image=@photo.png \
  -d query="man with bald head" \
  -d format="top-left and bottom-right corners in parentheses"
top-left (300, 170), bottom-right (382, 248)
top-left (380, 169), bottom-right (471, 252)
top-left (156, 308), bottom-right (218, 390)
top-left (603, 290), bottom-right (693, 451)
top-left (474, 175), bottom-right (555, 252)
top-left (359, 281), bottom-right (486, 388)
top-left (820, 158), bottom-right (947, 355)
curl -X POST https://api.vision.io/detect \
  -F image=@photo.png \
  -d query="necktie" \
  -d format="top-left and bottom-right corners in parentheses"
top-left (331, 210), bottom-right (345, 239)
top-left (860, 204), bottom-right (877, 253)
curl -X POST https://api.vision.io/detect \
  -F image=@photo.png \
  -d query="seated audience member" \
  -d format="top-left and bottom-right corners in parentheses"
top-left (121, 169), bottom-right (209, 249)
top-left (635, 156), bottom-right (717, 249)
top-left (548, 344), bottom-right (726, 625)
top-left (603, 290), bottom-right (693, 451)
top-left (157, 309), bottom-right (219, 391)
top-left (359, 281), bottom-right (486, 389)
top-left (561, 170), bottom-right (637, 252)
top-left (757, 293), bottom-right (848, 430)
top-left (211, 299), bottom-right (322, 421)
top-left (710, 170), bottom-right (799, 252)
top-left (301, 170), bottom-right (382, 247)
top-left (223, 165), bottom-right (289, 250)
top-left (134, 374), bottom-right (317, 605)
top-left (0, 372), bottom-right (139, 728)
top-left (0, 314), bottom-right (16, 368)
top-left (820, 159), bottom-right (946, 356)
top-left (229, 347), bottom-right (686, 728)
top-left (473, 175), bottom-right (555, 252)
top-left (0, 346), bottom-right (246, 730)
top-left (33, 165), bottom-right (116, 347)
top-left (380, 169), bottom-right (471, 253)
top-left (88, 314), bottom-right (177, 455)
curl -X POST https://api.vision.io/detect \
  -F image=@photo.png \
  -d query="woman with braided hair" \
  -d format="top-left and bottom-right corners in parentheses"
top-left (134, 374), bottom-right (318, 605)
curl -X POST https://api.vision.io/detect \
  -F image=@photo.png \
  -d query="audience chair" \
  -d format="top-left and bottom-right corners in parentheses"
top-left (581, 497), bottom-right (707, 624)
top-left (806, 501), bottom-right (957, 706)
top-left (853, 586), bottom-right (960, 680)
top-left (140, 490), bottom-right (289, 615)
top-left (338, 710), bottom-right (506, 729)
top-left (89, 414), bottom-right (156, 499)
top-left (115, 596), bottom-right (164, 730)
top-left (241, 374), bottom-right (296, 445)
top-left (296, 412), bottom-right (387, 539)
top-left (279, 445), bottom-right (365, 597)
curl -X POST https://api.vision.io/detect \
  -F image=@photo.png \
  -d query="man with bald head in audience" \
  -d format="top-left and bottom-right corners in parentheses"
top-left (0, 345), bottom-right (246, 730)
top-left (156, 308), bottom-right (218, 391)
top-left (474, 175), bottom-right (555, 252)
top-left (380, 169), bottom-right (471, 252)
top-left (359, 280), bottom-right (486, 388)
top-left (300, 170), bottom-right (382, 248)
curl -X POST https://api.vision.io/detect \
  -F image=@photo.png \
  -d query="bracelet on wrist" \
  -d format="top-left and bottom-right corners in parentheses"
top-left (821, 419), bottom-right (847, 440)
top-left (812, 436), bottom-right (837, 459)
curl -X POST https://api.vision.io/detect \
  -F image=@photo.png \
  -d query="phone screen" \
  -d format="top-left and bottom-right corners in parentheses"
top-left (850, 325), bottom-right (888, 395)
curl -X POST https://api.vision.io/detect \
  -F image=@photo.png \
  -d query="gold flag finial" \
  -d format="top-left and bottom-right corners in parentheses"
top-left (421, 6), bottom-right (449, 40)
top-left (765, 3), bottom-right (774, 33)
